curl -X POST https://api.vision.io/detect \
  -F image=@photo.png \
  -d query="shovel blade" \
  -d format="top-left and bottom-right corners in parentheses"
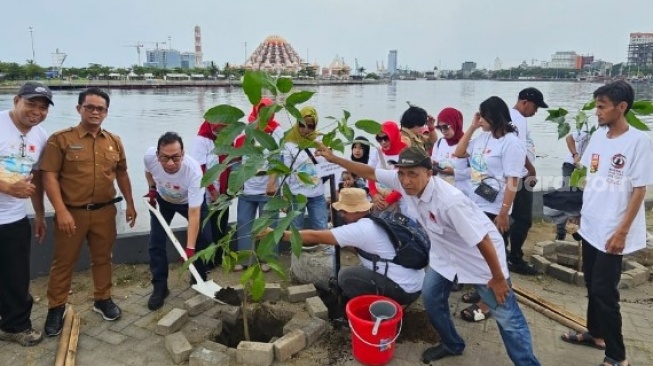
top-left (192, 280), bottom-right (226, 304)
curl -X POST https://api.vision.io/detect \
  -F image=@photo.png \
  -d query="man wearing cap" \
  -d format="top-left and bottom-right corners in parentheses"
top-left (505, 87), bottom-right (548, 275)
top-left (273, 188), bottom-right (423, 306)
top-left (40, 87), bottom-right (137, 337)
top-left (317, 145), bottom-right (540, 365)
top-left (0, 82), bottom-right (53, 346)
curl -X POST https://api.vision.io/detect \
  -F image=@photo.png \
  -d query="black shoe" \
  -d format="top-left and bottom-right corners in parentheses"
top-left (93, 298), bottom-right (121, 321)
top-left (44, 305), bottom-right (66, 337)
top-left (147, 287), bottom-right (170, 311)
top-left (571, 232), bottom-right (583, 241)
top-left (508, 260), bottom-right (540, 276)
top-left (421, 345), bottom-right (461, 363)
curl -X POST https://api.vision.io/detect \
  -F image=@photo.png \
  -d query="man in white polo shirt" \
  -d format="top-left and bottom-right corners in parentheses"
top-left (144, 132), bottom-right (212, 310)
top-left (317, 145), bottom-right (540, 365)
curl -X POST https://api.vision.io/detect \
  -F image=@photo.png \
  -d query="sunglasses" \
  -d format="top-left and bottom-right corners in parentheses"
top-left (375, 135), bottom-right (390, 143)
top-left (82, 104), bottom-right (108, 114)
top-left (435, 124), bottom-right (451, 132)
top-left (300, 123), bottom-right (316, 131)
top-left (158, 154), bottom-right (182, 163)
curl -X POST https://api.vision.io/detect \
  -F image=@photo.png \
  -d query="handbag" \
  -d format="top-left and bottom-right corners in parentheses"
top-left (474, 177), bottom-right (501, 203)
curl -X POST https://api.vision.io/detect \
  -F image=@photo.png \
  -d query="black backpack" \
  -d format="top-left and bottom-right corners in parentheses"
top-left (356, 211), bottom-right (431, 270)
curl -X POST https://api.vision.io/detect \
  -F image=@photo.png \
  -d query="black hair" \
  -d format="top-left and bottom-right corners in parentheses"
top-left (400, 106), bottom-right (428, 128)
top-left (351, 136), bottom-right (370, 164)
top-left (78, 87), bottom-right (110, 107)
top-left (157, 131), bottom-right (184, 152)
top-left (593, 80), bottom-right (634, 115)
top-left (479, 96), bottom-right (516, 137)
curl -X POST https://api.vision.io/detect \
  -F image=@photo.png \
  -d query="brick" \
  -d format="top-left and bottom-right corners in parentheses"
top-left (262, 283), bottom-right (282, 302)
top-left (165, 332), bottom-right (193, 365)
top-left (286, 284), bottom-right (317, 303)
top-left (556, 253), bottom-right (580, 268)
top-left (189, 346), bottom-right (230, 366)
top-left (236, 341), bottom-right (274, 366)
top-left (536, 241), bottom-right (558, 257)
top-left (283, 315), bottom-right (309, 335)
top-left (625, 268), bottom-right (649, 286)
top-left (618, 273), bottom-right (635, 289)
top-left (575, 272), bottom-right (586, 287)
top-left (305, 296), bottom-right (329, 320)
top-left (197, 340), bottom-right (228, 353)
top-left (78, 334), bottom-right (102, 351)
top-left (181, 317), bottom-right (222, 344)
top-left (185, 295), bottom-right (214, 316)
top-left (156, 308), bottom-right (189, 335)
top-left (530, 255), bottom-right (551, 274)
top-left (548, 264), bottom-right (577, 284)
top-left (300, 317), bottom-right (328, 346)
top-left (203, 305), bottom-right (222, 319)
top-left (92, 330), bottom-right (127, 345)
top-left (273, 329), bottom-right (307, 362)
top-left (217, 305), bottom-right (241, 325)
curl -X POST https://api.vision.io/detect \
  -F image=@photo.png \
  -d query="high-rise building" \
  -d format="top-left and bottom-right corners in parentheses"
top-left (194, 26), bottom-right (203, 68)
top-left (628, 32), bottom-right (653, 67)
top-left (550, 51), bottom-right (578, 69)
top-left (144, 48), bottom-right (182, 69)
top-left (461, 61), bottom-right (476, 78)
top-left (387, 50), bottom-right (398, 78)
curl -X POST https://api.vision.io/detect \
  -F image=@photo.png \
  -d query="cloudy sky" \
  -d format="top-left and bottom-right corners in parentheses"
top-left (1, 0), bottom-right (651, 71)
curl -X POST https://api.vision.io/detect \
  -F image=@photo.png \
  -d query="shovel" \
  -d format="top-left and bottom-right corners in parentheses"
top-left (143, 198), bottom-right (225, 304)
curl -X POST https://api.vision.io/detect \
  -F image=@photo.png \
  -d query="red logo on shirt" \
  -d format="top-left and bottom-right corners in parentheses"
top-left (429, 212), bottom-right (437, 223)
top-left (29, 144), bottom-right (36, 153)
top-left (590, 154), bottom-right (600, 173)
top-left (611, 154), bottom-right (626, 169)
top-left (173, 185), bottom-right (180, 190)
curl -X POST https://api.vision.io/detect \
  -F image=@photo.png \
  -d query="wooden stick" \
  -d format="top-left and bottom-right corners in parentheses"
top-left (516, 294), bottom-right (588, 334)
top-left (513, 285), bottom-right (587, 328)
top-left (64, 313), bottom-right (81, 366)
top-left (54, 306), bottom-right (75, 366)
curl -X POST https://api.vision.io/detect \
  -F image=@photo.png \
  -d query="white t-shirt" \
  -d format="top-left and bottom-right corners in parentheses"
top-left (331, 218), bottom-right (424, 293)
top-left (509, 108), bottom-right (535, 166)
top-left (466, 132), bottom-right (526, 215)
top-left (431, 139), bottom-right (472, 196)
top-left (579, 127), bottom-right (653, 254)
top-left (367, 148), bottom-right (410, 214)
top-left (243, 126), bottom-right (283, 195)
top-left (375, 169), bottom-right (509, 284)
top-left (189, 134), bottom-right (220, 194)
top-left (144, 147), bottom-right (205, 207)
top-left (282, 143), bottom-right (325, 198)
top-left (0, 111), bottom-right (48, 224)
top-left (564, 129), bottom-right (590, 164)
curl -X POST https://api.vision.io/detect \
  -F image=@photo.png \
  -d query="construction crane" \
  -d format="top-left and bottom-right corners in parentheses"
top-left (124, 41), bottom-right (167, 66)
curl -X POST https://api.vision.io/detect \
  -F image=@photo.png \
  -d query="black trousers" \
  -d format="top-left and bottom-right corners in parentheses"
top-left (582, 239), bottom-right (626, 362)
top-left (507, 178), bottom-right (533, 263)
top-left (0, 217), bottom-right (33, 333)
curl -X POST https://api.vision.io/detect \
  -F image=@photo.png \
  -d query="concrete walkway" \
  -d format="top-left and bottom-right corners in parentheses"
top-left (1, 264), bottom-right (652, 366)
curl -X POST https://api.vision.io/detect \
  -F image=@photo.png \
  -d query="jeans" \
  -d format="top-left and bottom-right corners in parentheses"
top-left (236, 194), bottom-right (278, 265)
top-left (582, 239), bottom-right (626, 362)
top-left (338, 266), bottom-right (420, 306)
top-left (508, 178), bottom-right (533, 264)
top-left (422, 268), bottom-right (540, 365)
top-left (148, 195), bottom-right (212, 288)
top-left (0, 217), bottom-right (33, 333)
top-left (291, 194), bottom-right (328, 230)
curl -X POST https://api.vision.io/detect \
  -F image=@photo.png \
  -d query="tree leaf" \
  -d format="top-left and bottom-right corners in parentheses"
top-left (545, 108), bottom-right (568, 121)
top-left (240, 264), bottom-right (258, 285)
top-left (581, 100), bottom-right (596, 110)
top-left (557, 122), bottom-right (571, 139)
top-left (214, 122), bottom-right (246, 148)
top-left (294, 193), bottom-right (307, 211)
top-left (201, 163), bottom-right (227, 188)
top-left (285, 91), bottom-right (315, 107)
top-left (354, 119), bottom-right (382, 134)
top-left (263, 258), bottom-right (286, 279)
top-left (625, 111), bottom-right (651, 131)
top-left (264, 196), bottom-right (291, 211)
top-left (297, 172), bottom-right (315, 185)
top-left (330, 138), bottom-right (345, 153)
top-left (276, 77), bottom-right (293, 93)
top-left (243, 71), bottom-right (263, 105)
top-left (285, 104), bottom-right (302, 122)
top-left (343, 110), bottom-right (351, 121)
top-left (630, 100), bottom-right (653, 116)
top-left (321, 130), bottom-right (336, 146)
top-left (290, 226), bottom-right (303, 259)
top-left (250, 271), bottom-right (266, 301)
top-left (204, 105), bottom-right (245, 124)
top-left (228, 156), bottom-right (265, 193)
top-left (250, 129), bottom-right (278, 151)
top-left (252, 217), bottom-right (273, 235)
top-left (267, 159), bottom-right (291, 175)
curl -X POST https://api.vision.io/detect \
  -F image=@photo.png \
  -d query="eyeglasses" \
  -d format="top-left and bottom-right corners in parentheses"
top-left (435, 124), bottom-right (451, 132)
top-left (82, 105), bottom-right (108, 114)
top-left (158, 155), bottom-right (182, 163)
top-left (19, 135), bottom-right (27, 157)
top-left (375, 135), bottom-right (390, 143)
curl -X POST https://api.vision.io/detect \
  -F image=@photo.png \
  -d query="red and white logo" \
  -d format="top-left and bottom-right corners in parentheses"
top-left (611, 154), bottom-right (626, 169)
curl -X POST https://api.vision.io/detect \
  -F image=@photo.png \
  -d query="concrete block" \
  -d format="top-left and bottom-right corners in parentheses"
top-left (624, 269), bottom-right (649, 286)
top-left (189, 346), bottom-right (230, 366)
top-left (624, 260), bottom-right (647, 272)
top-left (548, 264), bottom-right (577, 284)
top-left (536, 241), bottom-right (558, 257)
top-left (530, 255), bottom-right (551, 274)
top-left (236, 341), bottom-right (274, 366)
top-left (306, 296), bottom-right (329, 320)
top-left (156, 308), bottom-right (189, 336)
top-left (181, 317), bottom-right (222, 344)
top-left (165, 332), bottom-right (193, 365)
top-left (203, 304), bottom-right (222, 319)
top-left (197, 340), bottom-right (228, 353)
top-left (218, 304), bottom-right (241, 325)
top-left (283, 315), bottom-right (309, 335)
top-left (184, 295), bottom-right (214, 316)
top-left (618, 273), bottom-right (634, 289)
top-left (273, 329), bottom-right (307, 362)
top-left (557, 253), bottom-right (580, 268)
top-left (262, 283), bottom-right (282, 302)
top-left (575, 272), bottom-right (586, 287)
top-left (555, 242), bottom-right (580, 255)
top-left (301, 317), bottom-right (328, 346)
top-left (286, 284), bottom-right (317, 303)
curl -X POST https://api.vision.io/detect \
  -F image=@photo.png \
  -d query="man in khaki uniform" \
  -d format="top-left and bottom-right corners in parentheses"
top-left (40, 88), bottom-right (137, 337)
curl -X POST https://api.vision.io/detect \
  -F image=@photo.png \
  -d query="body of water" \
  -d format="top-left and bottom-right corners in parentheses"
top-left (2, 80), bottom-right (652, 232)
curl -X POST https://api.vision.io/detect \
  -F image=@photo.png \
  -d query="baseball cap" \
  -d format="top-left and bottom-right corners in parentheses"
top-left (518, 87), bottom-right (547, 108)
top-left (388, 146), bottom-right (432, 169)
top-left (17, 82), bottom-right (54, 106)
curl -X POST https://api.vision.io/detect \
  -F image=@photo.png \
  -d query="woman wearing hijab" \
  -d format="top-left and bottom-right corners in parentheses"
top-left (367, 121), bottom-right (408, 213)
top-left (431, 107), bottom-right (472, 196)
top-left (282, 106), bottom-right (329, 234)
top-left (349, 136), bottom-right (370, 187)
top-left (233, 98), bottom-right (283, 272)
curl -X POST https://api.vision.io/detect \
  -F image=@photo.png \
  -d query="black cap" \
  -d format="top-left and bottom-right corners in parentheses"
top-left (518, 87), bottom-right (547, 108)
top-left (388, 146), bottom-right (432, 169)
top-left (17, 82), bottom-right (54, 106)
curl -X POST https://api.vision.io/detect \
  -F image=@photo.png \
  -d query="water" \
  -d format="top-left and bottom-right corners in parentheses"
top-left (2, 80), bottom-right (652, 232)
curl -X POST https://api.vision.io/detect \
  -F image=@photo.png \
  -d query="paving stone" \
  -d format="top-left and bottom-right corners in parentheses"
top-left (273, 329), bottom-right (306, 361)
top-left (156, 308), bottom-right (189, 335)
top-left (557, 253), bottom-right (580, 268)
top-left (93, 330), bottom-right (128, 345)
top-left (189, 346), bottom-right (230, 366)
top-left (120, 302), bottom-right (152, 317)
top-left (217, 304), bottom-right (241, 324)
top-left (78, 333), bottom-right (102, 351)
top-left (262, 283), bottom-right (282, 302)
top-left (181, 317), bottom-right (222, 344)
top-left (133, 311), bottom-right (161, 329)
top-left (286, 284), bottom-right (317, 303)
top-left (236, 341), bottom-right (274, 366)
top-left (306, 296), bottom-right (329, 320)
top-left (619, 273), bottom-right (635, 289)
top-left (184, 294), bottom-right (214, 316)
top-left (530, 255), bottom-right (551, 274)
top-left (283, 315), bottom-right (309, 335)
top-left (119, 325), bottom-right (154, 340)
top-left (301, 317), bottom-right (328, 346)
top-left (108, 311), bottom-right (140, 332)
top-left (203, 304), bottom-right (222, 319)
top-left (165, 332), bottom-right (193, 365)
top-left (548, 263), bottom-right (577, 284)
top-left (624, 268), bottom-right (649, 286)
top-left (197, 340), bottom-right (228, 353)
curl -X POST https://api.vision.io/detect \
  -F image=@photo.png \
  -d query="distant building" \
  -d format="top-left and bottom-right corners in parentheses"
top-left (180, 52), bottom-right (197, 69)
top-left (194, 26), bottom-right (203, 68)
top-left (243, 35), bottom-right (305, 74)
top-left (387, 50), bottom-right (398, 78)
top-left (144, 48), bottom-right (182, 69)
top-left (493, 57), bottom-right (503, 71)
top-left (576, 55), bottom-right (594, 69)
top-left (461, 61), bottom-right (476, 78)
top-left (549, 51), bottom-right (578, 69)
top-left (628, 32), bottom-right (653, 67)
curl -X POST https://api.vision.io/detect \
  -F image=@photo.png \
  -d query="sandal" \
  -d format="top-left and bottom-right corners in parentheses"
top-left (461, 290), bottom-right (480, 304)
top-left (599, 356), bottom-right (631, 366)
top-left (460, 304), bottom-right (490, 322)
top-left (560, 331), bottom-right (606, 350)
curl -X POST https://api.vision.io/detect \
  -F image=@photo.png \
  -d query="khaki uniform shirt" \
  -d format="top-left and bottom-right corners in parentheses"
top-left (401, 127), bottom-right (432, 152)
top-left (40, 125), bottom-right (127, 206)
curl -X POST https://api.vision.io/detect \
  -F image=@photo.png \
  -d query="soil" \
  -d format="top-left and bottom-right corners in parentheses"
top-left (214, 304), bottom-right (293, 347)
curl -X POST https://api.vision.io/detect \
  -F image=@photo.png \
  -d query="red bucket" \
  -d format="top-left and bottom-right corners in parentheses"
top-left (346, 295), bottom-right (403, 366)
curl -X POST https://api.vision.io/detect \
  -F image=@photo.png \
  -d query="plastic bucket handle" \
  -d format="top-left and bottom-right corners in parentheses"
top-left (348, 319), bottom-right (403, 348)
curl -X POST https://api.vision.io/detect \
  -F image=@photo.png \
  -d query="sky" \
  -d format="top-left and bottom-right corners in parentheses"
top-left (1, 0), bottom-right (652, 71)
